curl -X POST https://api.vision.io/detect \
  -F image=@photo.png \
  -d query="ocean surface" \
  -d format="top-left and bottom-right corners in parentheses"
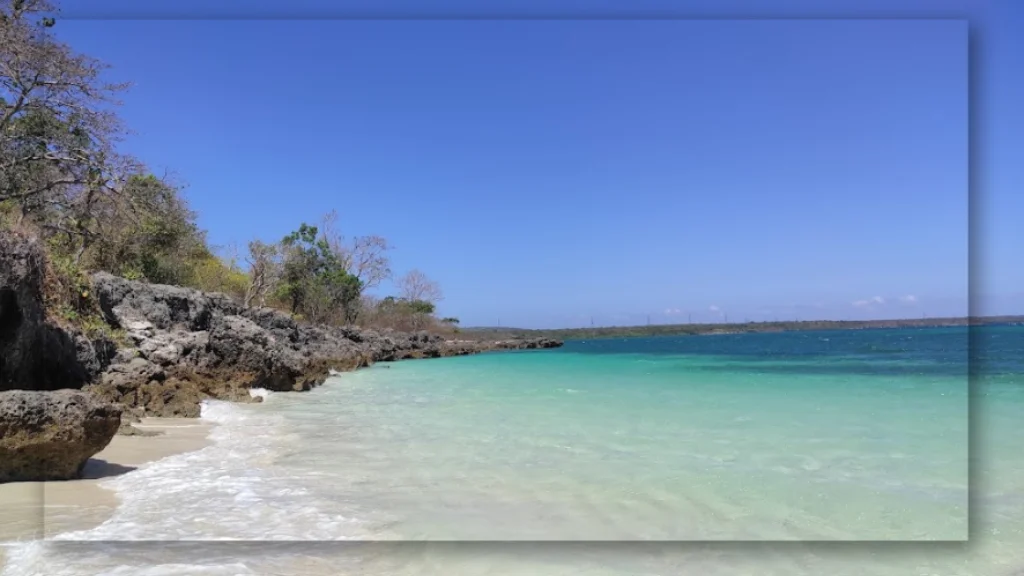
top-left (4, 325), bottom-right (1024, 575)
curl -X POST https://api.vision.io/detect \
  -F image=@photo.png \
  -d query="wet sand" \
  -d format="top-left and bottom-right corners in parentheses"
top-left (0, 418), bottom-right (212, 565)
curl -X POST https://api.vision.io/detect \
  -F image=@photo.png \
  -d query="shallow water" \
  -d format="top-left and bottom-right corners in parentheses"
top-left (4, 326), bottom-right (1022, 575)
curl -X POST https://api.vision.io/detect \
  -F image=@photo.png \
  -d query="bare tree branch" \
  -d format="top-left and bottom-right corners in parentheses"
top-left (316, 209), bottom-right (392, 290)
top-left (397, 269), bottom-right (443, 304)
top-left (1, 0), bottom-right (132, 216)
top-left (244, 240), bottom-right (281, 308)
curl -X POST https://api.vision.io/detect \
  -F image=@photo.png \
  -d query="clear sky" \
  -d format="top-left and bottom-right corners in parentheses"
top-left (52, 1), bottom-right (1020, 328)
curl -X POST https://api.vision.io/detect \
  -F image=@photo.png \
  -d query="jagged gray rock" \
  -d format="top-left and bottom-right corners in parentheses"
top-left (0, 390), bottom-right (122, 482)
top-left (86, 272), bottom-right (562, 417)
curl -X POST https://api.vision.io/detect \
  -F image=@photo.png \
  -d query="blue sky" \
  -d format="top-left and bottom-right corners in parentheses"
top-left (53, 1), bottom-right (1019, 328)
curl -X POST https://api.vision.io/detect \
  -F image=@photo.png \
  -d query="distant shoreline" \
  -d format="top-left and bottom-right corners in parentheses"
top-left (459, 315), bottom-right (1024, 342)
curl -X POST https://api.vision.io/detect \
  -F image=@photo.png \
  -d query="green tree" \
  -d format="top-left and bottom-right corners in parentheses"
top-left (407, 299), bottom-right (435, 315)
top-left (277, 223), bottom-right (320, 315)
top-left (275, 222), bottom-right (364, 324)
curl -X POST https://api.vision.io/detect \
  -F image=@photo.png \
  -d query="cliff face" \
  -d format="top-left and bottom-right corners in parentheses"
top-left (0, 233), bottom-right (113, 392)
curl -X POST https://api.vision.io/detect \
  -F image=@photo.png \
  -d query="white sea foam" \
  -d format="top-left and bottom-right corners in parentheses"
top-left (1, 400), bottom-right (360, 576)
top-left (247, 388), bottom-right (272, 401)
top-left (57, 400), bottom-right (355, 542)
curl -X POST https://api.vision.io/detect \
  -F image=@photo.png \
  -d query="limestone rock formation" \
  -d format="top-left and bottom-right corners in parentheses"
top-left (0, 390), bottom-right (122, 482)
top-left (87, 273), bottom-right (563, 417)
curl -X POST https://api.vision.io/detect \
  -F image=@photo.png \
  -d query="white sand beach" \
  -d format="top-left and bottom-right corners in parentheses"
top-left (0, 419), bottom-right (213, 568)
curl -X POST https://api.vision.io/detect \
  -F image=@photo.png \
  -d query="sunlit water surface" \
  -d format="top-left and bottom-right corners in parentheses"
top-left (4, 326), bottom-right (1020, 575)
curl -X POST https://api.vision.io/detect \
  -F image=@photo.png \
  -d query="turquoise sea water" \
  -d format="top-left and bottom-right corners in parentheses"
top-left (275, 327), bottom-right (970, 541)
top-left (4, 325), bottom-right (1023, 576)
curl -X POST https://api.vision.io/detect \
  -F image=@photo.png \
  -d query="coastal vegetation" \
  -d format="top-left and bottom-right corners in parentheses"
top-left (0, 0), bottom-right (450, 334)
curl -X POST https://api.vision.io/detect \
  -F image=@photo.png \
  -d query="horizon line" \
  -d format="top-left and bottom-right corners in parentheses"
top-left (462, 314), bottom-right (1022, 332)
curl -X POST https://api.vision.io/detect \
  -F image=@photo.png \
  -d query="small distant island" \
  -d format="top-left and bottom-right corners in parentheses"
top-left (459, 315), bottom-right (1024, 342)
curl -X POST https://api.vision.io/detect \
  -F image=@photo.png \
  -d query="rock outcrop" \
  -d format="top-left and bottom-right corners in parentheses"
top-left (0, 390), bottom-right (122, 482)
top-left (0, 233), bottom-right (111, 392)
top-left (85, 273), bottom-right (564, 418)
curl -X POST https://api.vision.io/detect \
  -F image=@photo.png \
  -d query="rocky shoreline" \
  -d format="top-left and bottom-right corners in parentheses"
top-left (0, 233), bottom-right (561, 482)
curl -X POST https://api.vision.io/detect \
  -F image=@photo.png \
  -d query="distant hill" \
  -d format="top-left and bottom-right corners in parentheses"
top-left (458, 315), bottom-right (1024, 341)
